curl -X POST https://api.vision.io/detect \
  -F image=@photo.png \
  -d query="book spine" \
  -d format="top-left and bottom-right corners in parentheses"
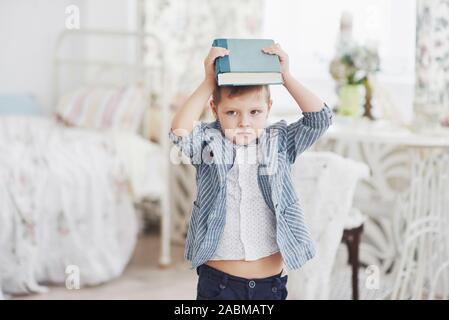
top-left (212, 39), bottom-right (230, 83)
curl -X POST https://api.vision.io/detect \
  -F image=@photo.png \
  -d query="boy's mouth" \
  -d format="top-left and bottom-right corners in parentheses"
top-left (236, 129), bottom-right (254, 135)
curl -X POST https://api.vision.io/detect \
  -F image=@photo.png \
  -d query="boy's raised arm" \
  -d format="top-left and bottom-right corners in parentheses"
top-left (170, 47), bottom-right (230, 135)
top-left (262, 43), bottom-right (324, 112)
top-left (282, 74), bottom-right (325, 113)
top-left (262, 43), bottom-right (333, 163)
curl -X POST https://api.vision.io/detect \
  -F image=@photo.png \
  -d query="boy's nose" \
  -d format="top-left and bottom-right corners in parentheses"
top-left (239, 115), bottom-right (250, 127)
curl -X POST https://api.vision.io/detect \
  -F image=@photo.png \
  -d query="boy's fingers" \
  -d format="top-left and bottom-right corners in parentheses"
top-left (262, 47), bottom-right (272, 53)
top-left (263, 46), bottom-right (286, 59)
top-left (263, 44), bottom-right (277, 50)
top-left (212, 47), bottom-right (230, 54)
top-left (262, 48), bottom-right (277, 55)
top-left (262, 44), bottom-right (280, 52)
top-left (211, 48), bottom-right (230, 59)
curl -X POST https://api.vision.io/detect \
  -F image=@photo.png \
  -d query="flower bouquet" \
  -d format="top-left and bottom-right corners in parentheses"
top-left (329, 44), bottom-right (380, 119)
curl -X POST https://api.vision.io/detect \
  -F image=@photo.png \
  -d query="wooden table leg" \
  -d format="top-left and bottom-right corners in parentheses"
top-left (342, 225), bottom-right (364, 300)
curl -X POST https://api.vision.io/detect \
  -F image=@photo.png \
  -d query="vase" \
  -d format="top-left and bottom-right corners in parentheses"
top-left (337, 84), bottom-right (362, 117)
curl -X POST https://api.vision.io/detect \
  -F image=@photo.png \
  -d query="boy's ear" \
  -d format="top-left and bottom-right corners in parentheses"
top-left (210, 99), bottom-right (218, 120)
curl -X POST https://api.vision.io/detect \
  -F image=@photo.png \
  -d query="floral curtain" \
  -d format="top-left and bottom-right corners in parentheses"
top-left (414, 0), bottom-right (449, 129)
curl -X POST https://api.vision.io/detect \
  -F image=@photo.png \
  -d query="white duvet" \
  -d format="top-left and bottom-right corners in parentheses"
top-left (0, 116), bottom-right (163, 297)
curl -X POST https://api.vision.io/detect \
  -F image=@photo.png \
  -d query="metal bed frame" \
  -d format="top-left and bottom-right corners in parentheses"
top-left (52, 28), bottom-right (173, 267)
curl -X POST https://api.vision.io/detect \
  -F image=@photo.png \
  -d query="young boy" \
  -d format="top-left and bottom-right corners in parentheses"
top-left (169, 43), bottom-right (333, 300)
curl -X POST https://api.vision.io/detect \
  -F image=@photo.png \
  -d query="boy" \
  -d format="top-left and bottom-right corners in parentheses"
top-left (169, 43), bottom-right (333, 300)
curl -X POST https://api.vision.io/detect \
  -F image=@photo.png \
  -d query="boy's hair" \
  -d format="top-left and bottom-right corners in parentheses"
top-left (212, 85), bottom-right (271, 106)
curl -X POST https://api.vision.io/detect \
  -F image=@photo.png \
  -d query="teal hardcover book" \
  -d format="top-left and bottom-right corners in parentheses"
top-left (212, 38), bottom-right (283, 86)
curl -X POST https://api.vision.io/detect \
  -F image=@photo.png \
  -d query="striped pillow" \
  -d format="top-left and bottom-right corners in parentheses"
top-left (56, 85), bottom-right (147, 133)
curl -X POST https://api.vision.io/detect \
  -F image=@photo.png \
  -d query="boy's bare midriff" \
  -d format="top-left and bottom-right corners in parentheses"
top-left (205, 251), bottom-right (283, 279)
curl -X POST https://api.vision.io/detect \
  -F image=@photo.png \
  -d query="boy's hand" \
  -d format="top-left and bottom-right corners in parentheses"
top-left (263, 44), bottom-right (324, 112)
top-left (262, 43), bottom-right (290, 80)
top-left (204, 47), bottom-right (230, 84)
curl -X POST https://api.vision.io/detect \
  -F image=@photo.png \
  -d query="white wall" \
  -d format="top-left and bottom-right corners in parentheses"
top-left (55, 0), bottom-right (139, 104)
top-left (0, 0), bottom-right (84, 112)
top-left (0, 0), bottom-right (136, 112)
top-left (83, 0), bottom-right (135, 30)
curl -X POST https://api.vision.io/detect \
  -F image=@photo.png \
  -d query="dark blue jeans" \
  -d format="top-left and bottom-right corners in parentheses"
top-left (196, 264), bottom-right (288, 300)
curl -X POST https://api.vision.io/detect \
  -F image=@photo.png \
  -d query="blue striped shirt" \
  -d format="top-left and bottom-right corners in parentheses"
top-left (168, 104), bottom-right (333, 271)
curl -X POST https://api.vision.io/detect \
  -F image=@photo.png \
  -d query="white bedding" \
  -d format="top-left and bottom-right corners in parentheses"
top-left (110, 130), bottom-right (163, 201)
top-left (0, 116), bottom-right (163, 297)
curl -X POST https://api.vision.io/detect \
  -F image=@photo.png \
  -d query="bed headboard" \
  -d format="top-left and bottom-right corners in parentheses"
top-left (53, 29), bottom-right (170, 111)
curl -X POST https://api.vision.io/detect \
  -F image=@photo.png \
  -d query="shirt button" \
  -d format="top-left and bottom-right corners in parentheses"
top-left (219, 284), bottom-right (226, 290)
top-left (272, 287), bottom-right (278, 293)
top-left (248, 280), bottom-right (256, 288)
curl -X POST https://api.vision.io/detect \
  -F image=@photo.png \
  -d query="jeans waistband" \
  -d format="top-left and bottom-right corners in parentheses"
top-left (197, 264), bottom-right (284, 284)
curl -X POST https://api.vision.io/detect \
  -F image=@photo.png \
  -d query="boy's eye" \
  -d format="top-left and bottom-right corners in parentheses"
top-left (226, 111), bottom-right (237, 116)
top-left (251, 110), bottom-right (262, 115)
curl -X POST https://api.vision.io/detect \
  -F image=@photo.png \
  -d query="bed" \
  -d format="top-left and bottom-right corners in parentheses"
top-left (0, 29), bottom-right (172, 297)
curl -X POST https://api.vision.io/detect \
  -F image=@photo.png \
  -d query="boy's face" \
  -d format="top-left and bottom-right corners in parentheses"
top-left (210, 87), bottom-right (272, 145)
